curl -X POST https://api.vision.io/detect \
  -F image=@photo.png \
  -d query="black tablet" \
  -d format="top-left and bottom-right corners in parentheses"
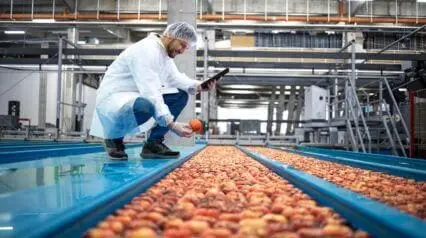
top-left (200, 68), bottom-right (229, 89)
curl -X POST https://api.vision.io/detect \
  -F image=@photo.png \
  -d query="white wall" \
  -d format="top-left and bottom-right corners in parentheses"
top-left (44, 72), bottom-right (98, 131)
top-left (0, 70), bottom-right (40, 125)
top-left (0, 69), bottom-right (98, 131)
top-left (217, 107), bottom-right (268, 134)
top-left (83, 86), bottom-right (97, 132)
top-left (46, 72), bottom-right (59, 127)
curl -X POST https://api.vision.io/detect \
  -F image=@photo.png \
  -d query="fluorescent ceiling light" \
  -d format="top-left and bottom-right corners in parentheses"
top-left (4, 30), bottom-right (25, 34)
top-left (417, 0), bottom-right (426, 2)
top-left (32, 19), bottom-right (55, 23)
top-left (131, 27), bottom-right (163, 32)
top-left (106, 29), bottom-right (115, 35)
top-left (88, 37), bottom-right (100, 45)
top-left (51, 30), bottom-right (67, 34)
top-left (77, 40), bottom-right (86, 45)
top-left (221, 90), bottom-right (261, 94)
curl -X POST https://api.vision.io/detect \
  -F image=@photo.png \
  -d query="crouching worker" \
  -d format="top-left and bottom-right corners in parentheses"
top-left (89, 22), bottom-right (215, 160)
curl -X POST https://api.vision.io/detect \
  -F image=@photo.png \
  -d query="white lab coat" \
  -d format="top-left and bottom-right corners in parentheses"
top-left (90, 33), bottom-right (198, 139)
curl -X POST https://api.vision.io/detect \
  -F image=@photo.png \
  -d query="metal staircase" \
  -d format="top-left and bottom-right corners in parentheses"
top-left (345, 78), bottom-right (372, 153)
top-left (378, 78), bottom-right (410, 157)
top-left (344, 77), bottom-right (409, 157)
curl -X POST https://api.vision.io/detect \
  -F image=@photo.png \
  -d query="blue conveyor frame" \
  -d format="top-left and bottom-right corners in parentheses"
top-left (0, 140), bottom-right (205, 237)
top-left (0, 141), bottom-right (140, 164)
top-left (238, 146), bottom-right (426, 238)
top-left (2, 141), bottom-right (425, 237)
top-left (40, 146), bottom-right (205, 238)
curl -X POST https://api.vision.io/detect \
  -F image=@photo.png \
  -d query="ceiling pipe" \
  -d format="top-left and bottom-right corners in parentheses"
top-left (0, 21), bottom-right (421, 33)
top-left (0, 13), bottom-right (165, 20)
top-left (0, 13), bottom-right (425, 24)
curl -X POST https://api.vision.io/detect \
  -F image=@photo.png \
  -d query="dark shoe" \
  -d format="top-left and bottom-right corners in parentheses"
top-left (104, 139), bottom-right (128, 160)
top-left (141, 140), bottom-right (180, 159)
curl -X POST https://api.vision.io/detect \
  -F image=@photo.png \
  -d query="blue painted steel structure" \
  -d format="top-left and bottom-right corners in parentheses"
top-left (0, 140), bottom-right (78, 145)
top-left (0, 141), bottom-right (140, 164)
top-left (270, 146), bottom-right (426, 181)
top-left (0, 143), bottom-right (100, 152)
top-left (0, 143), bottom-right (205, 237)
top-left (238, 146), bottom-right (426, 238)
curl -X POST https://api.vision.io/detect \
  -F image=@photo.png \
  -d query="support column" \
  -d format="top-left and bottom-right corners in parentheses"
top-left (346, 32), bottom-right (364, 113)
top-left (76, 74), bottom-right (84, 131)
top-left (275, 87), bottom-right (285, 135)
top-left (38, 42), bottom-right (48, 128)
top-left (209, 89), bottom-right (217, 123)
top-left (344, 33), bottom-right (363, 150)
top-left (61, 27), bottom-right (79, 132)
top-left (201, 30), bottom-right (216, 125)
top-left (409, 90), bottom-right (415, 158)
top-left (56, 37), bottom-right (63, 135)
top-left (267, 87), bottom-right (276, 135)
top-left (201, 33), bottom-right (209, 123)
top-left (206, 30), bottom-right (217, 125)
top-left (38, 73), bottom-right (47, 129)
top-left (286, 86), bottom-right (297, 135)
top-left (293, 88), bottom-right (304, 129)
top-left (165, 0), bottom-right (196, 146)
top-left (333, 76), bottom-right (339, 119)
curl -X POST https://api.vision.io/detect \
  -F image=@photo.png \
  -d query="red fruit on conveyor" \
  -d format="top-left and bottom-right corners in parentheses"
top-left (85, 146), bottom-right (369, 237)
top-left (247, 147), bottom-right (426, 219)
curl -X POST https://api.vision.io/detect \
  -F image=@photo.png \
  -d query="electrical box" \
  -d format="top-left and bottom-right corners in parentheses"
top-left (304, 85), bottom-right (329, 121)
top-left (240, 120), bottom-right (260, 135)
top-left (8, 101), bottom-right (20, 117)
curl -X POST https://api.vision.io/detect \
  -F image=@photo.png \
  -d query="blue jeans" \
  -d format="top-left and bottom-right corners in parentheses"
top-left (133, 89), bottom-right (189, 142)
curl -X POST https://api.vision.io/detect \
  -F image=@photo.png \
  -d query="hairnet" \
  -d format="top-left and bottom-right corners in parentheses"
top-left (163, 22), bottom-right (197, 47)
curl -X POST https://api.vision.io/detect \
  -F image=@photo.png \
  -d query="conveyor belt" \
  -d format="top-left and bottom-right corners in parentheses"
top-left (238, 146), bottom-right (426, 238)
top-left (85, 146), bottom-right (367, 238)
top-left (249, 146), bottom-right (426, 219)
top-left (270, 146), bottom-right (426, 181)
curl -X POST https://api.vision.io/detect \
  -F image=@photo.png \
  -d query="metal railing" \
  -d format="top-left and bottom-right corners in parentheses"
top-left (383, 78), bottom-right (410, 144)
top-left (381, 103), bottom-right (407, 157)
top-left (346, 79), bottom-right (372, 153)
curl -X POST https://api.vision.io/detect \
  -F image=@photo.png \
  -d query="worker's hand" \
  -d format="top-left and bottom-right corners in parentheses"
top-left (168, 122), bottom-right (194, 137)
top-left (196, 80), bottom-right (217, 93)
